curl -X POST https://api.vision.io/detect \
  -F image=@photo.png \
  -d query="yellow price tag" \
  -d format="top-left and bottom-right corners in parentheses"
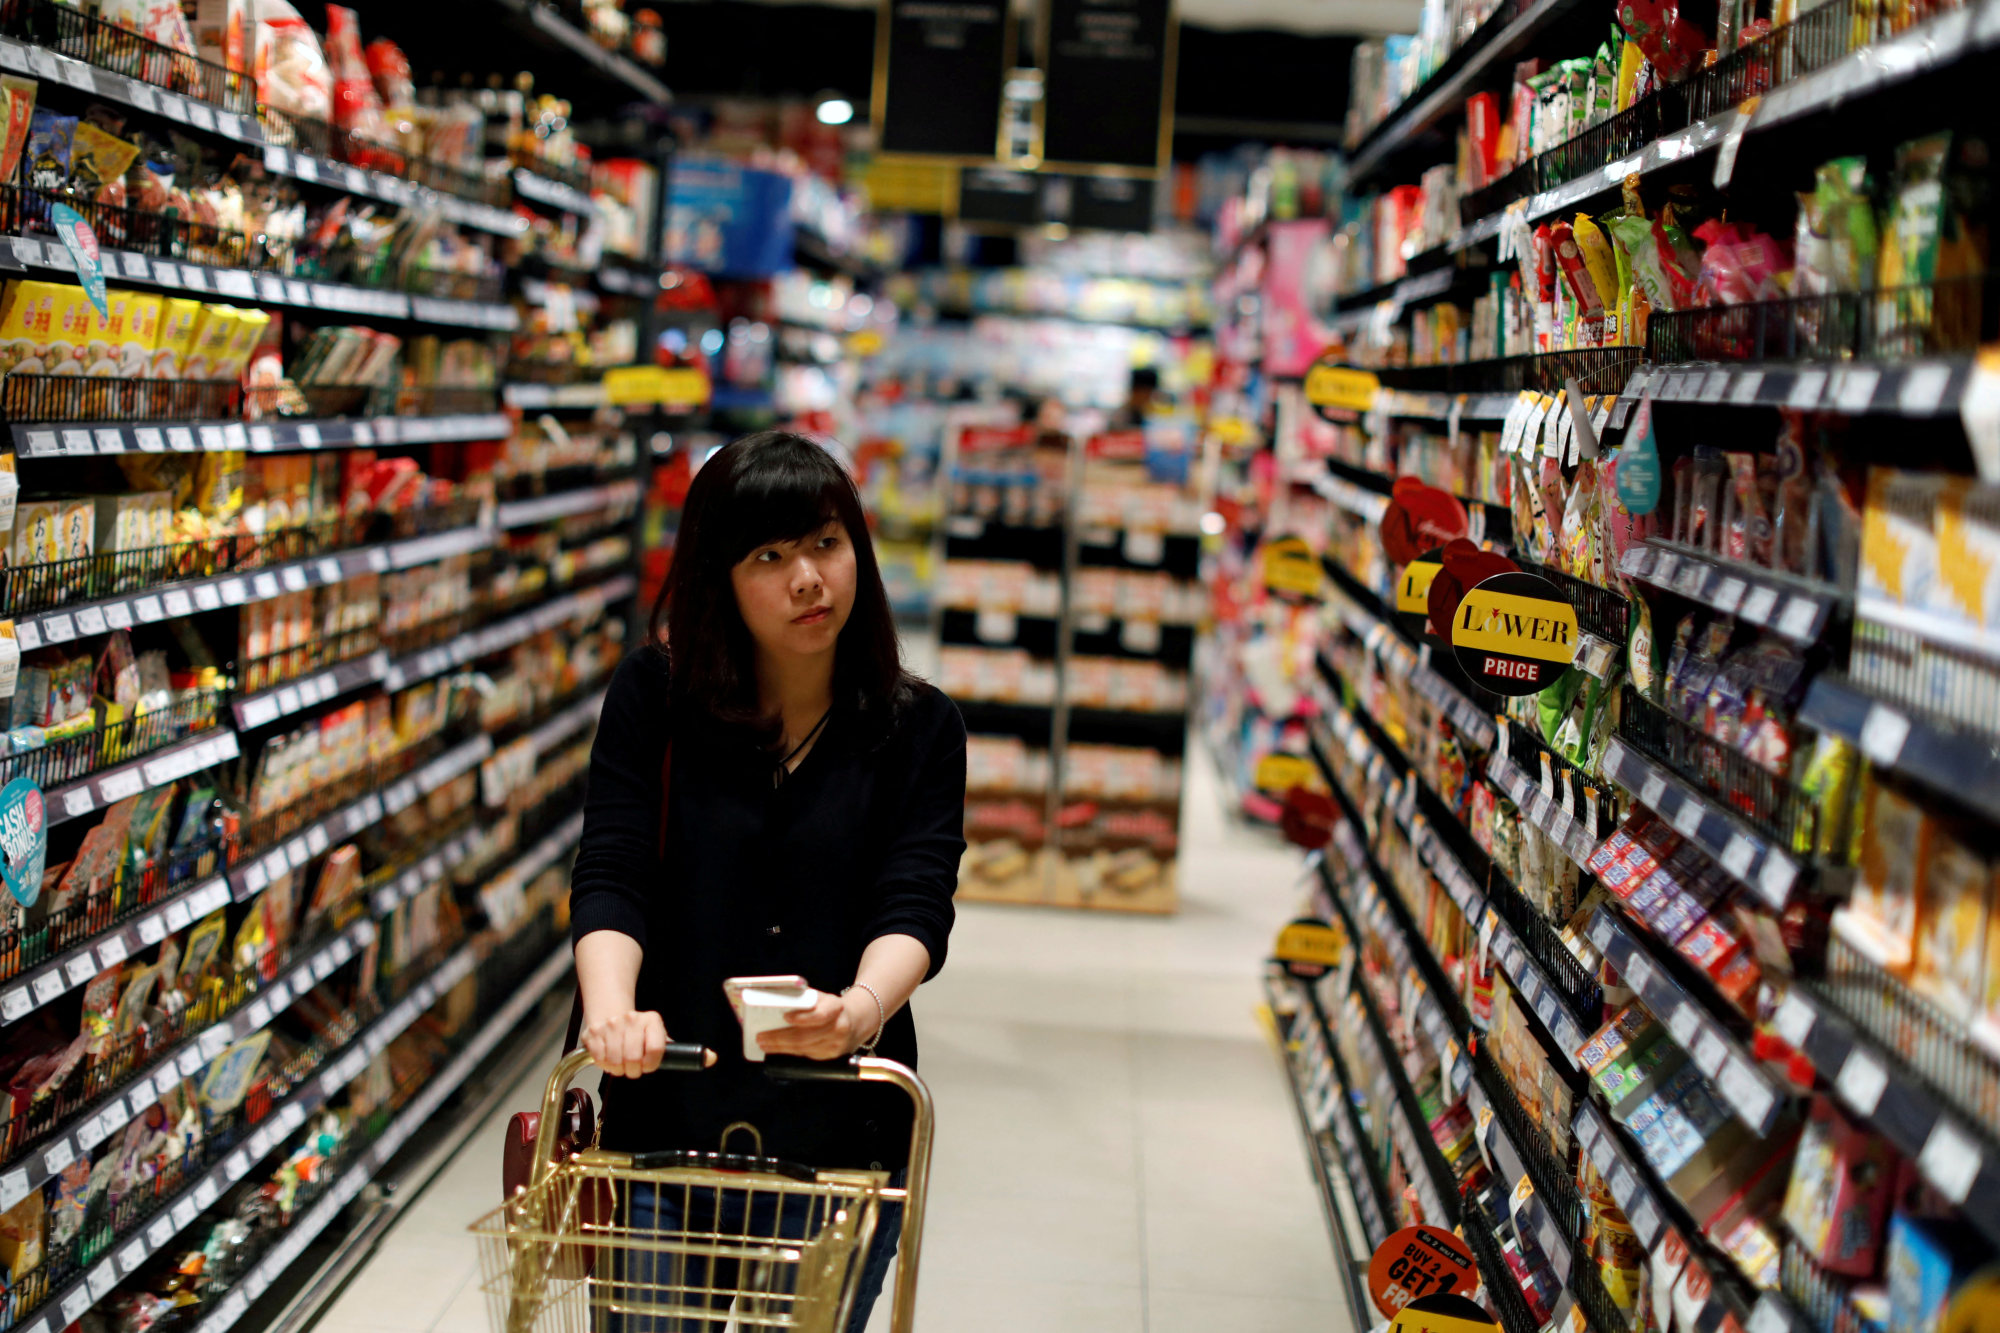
top-left (1304, 363), bottom-right (1381, 412)
top-left (604, 365), bottom-right (712, 407)
top-left (1274, 919), bottom-right (1347, 967)
top-left (1254, 752), bottom-right (1315, 793)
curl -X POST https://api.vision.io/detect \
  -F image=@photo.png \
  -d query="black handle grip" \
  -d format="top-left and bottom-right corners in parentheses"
top-left (762, 1054), bottom-right (865, 1082)
top-left (659, 1042), bottom-right (716, 1072)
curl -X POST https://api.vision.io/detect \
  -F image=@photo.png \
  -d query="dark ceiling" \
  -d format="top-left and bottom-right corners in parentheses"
top-left (656, 3), bottom-right (1356, 156)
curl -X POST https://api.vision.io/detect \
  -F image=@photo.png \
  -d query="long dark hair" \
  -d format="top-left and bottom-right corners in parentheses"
top-left (651, 431), bottom-right (910, 744)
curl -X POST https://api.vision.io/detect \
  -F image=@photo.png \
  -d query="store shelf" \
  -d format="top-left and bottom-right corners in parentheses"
top-left (525, 690), bottom-right (608, 758)
top-left (1451, 0), bottom-right (1996, 257)
top-left (1337, 859), bottom-right (1477, 1100)
top-left (1347, 0), bottom-right (1594, 183)
top-left (503, 381), bottom-right (608, 410)
top-left (257, 143), bottom-right (524, 237)
top-left (496, 478), bottom-right (642, 529)
top-left (45, 729), bottom-right (240, 828)
top-left (0, 875), bottom-right (230, 1026)
top-left (0, 916), bottom-right (378, 1210)
top-left (367, 826), bottom-right (485, 918)
top-left (1583, 907), bottom-right (1783, 1135)
top-left (0, 235), bottom-right (517, 332)
top-left (232, 651), bottom-right (393, 731)
top-left (495, 0), bottom-right (670, 104)
top-left (1467, 1078), bottom-right (1578, 1283)
top-left (1616, 541), bottom-right (1843, 647)
top-left (10, 521), bottom-right (495, 650)
top-left (1597, 735), bottom-right (1804, 909)
top-left (1328, 585), bottom-right (1498, 750)
top-left (381, 575), bottom-right (636, 693)
top-left (513, 167), bottom-right (597, 218)
top-left (0, 36), bottom-right (262, 145)
top-left (227, 733), bottom-right (495, 901)
top-left (1797, 675), bottom-right (2000, 822)
top-left (1772, 984), bottom-right (2000, 1246)
top-left (10, 412), bottom-right (511, 459)
top-left (1623, 359), bottom-right (1973, 419)
top-left (1485, 748), bottom-right (1599, 868)
top-left (189, 939), bottom-right (575, 1333)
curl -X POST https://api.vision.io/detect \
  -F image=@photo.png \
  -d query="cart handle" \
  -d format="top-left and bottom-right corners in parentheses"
top-left (529, 1046), bottom-right (935, 1333)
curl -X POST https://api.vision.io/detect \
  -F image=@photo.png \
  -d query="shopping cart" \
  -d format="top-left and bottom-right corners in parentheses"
top-left (469, 1045), bottom-right (934, 1333)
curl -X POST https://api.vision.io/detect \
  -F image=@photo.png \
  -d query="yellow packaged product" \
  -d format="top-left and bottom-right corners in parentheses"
top-left (0, 280), bottom-right (63, 375)
top-left (9, 499), bottom-right (59, 564)
top-left (119, 291), bottom-right (162, 378)
top-left (79, 288), bottom-right (129, 377)
top-left (183, 305), bottom-right (240, 381)
top-left (45, 285), bottom-right (95, 376)
top-left (57, 497), bottom-right (93, 560)
top-left (214, 307), bottom-right (269, 381)
top-left (153, 298), bottom-right (204, 378)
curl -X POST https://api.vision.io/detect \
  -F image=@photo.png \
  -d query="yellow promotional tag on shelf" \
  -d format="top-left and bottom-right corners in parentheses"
top-left (1304, 362), bottom-right (1381, 413)
top-left (847, 329), bottom-right (886, 358)
top-left (1262, 535), bottom-right (1323, 598)
top-left (1449, 571), bottom-right (1580, 695)
top-left (1397, 555), bottom-right (1443, 615)
top-left (1254, 752), bottom-right (1316, 793)
top-left (1274, 918), bottom-right (1347, 967)
top-left (604, 365), bottom-right (712, 407)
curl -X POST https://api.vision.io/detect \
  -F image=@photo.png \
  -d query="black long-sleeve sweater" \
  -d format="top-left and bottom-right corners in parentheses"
top-left (569, 648), bottom-right (966, 1170)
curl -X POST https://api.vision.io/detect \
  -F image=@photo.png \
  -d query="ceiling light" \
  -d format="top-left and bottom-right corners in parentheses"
top-left (815, 96), bottom-right (854, 126)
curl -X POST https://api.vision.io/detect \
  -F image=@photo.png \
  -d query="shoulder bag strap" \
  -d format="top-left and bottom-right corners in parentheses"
top-left (564, 735), bottom-right (673, 1055)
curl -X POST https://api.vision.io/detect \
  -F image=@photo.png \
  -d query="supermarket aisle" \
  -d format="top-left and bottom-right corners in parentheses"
top-left (314, 751), bottom-right (1343, 1333)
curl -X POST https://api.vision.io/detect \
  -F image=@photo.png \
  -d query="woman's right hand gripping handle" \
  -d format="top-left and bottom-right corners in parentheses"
top-left (584, 1010), bottom-right (670, 1078)
top-left (576, 929), bottom-right (668, 1079)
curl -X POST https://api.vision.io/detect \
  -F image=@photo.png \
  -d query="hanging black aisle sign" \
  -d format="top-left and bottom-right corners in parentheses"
top-left (873, 0), bottom-right (1012, 161)
top-left (957, 169), bottom-right (1156, 231)
top-left (1038, 0), bottom-right (1177, 173)
top-left (1449, 570), bottom-right (1581, 695)
top-left (957, 167), bottom-right (1046, 227)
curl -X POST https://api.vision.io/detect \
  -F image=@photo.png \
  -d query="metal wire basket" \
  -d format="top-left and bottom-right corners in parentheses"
top-left (470, 1047), bottom-right (933, 1333)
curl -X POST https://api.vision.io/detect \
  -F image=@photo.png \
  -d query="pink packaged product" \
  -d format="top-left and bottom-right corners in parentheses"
top-left (1780, 1095), bottom-right (1896, 1277)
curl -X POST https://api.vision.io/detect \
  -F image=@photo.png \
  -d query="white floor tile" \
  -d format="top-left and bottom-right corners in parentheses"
top-left (323, 736), bottom-right (1348, 1333)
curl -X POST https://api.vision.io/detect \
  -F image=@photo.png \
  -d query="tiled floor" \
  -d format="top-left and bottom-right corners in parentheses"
top-left (313, 753), bottom-right (1350, 1333)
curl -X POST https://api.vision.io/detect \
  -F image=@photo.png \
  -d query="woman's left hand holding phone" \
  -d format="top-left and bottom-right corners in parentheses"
top-left (756, 991), bottom-right (870, 1060)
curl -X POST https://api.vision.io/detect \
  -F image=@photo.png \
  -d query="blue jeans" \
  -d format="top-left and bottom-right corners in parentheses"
top-left (603, 1173), bottom-right (904, 1333)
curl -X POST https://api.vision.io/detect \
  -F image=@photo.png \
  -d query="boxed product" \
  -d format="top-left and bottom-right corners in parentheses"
top-left (91, 491), bottom-right (170, 554)
top-left (1886, 1212), bottom-right (1985, 1333)
top-left (1838, 770), bottom-right (1927, 971)
top-left (1781, 1095), bottom-right (1896, 1277)
top-left (1912, 819), bottom-right (1993, 1020)
top-left (10, 497), bottom-right (60, 564)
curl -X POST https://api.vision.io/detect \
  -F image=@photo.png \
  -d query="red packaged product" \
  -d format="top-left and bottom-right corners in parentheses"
top-left (1616, 0), bottom-right (1710, 83)
top-left (1466, 92), bottom-right (1501, 188)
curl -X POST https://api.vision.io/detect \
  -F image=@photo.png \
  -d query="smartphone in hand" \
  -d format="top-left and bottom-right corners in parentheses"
top-left (723, 975), bottom-right (815, 1062)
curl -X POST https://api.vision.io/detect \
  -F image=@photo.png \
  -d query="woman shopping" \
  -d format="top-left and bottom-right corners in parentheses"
top-left (568, 430), bottom-right (966, 1332)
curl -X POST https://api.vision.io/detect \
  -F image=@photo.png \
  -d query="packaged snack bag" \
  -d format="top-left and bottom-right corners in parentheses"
top-left (45, 285), bottom-right (93, 376)
top-left (119, 290), bottom-right (161, 376)
top-left (153, 297), bottom-right (204, 377)
top-left (183, 305), bottom-right (240, 380)
top-left (214, 307), bottom-right (270, 381)
top-left (0, 76), bottom-right (37, 182)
